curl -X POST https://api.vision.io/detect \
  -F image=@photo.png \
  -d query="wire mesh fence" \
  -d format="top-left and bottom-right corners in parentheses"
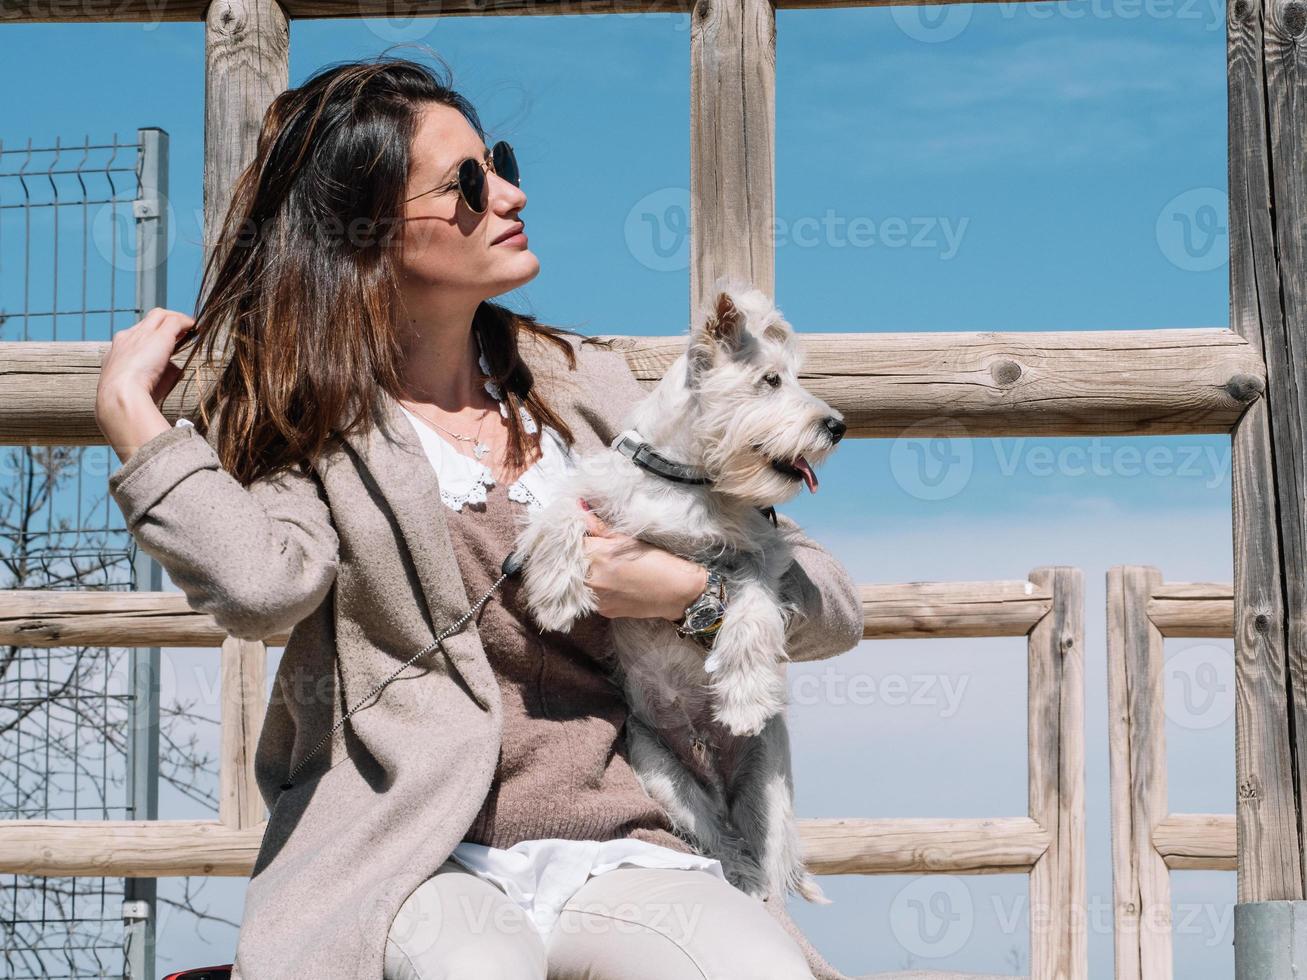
top-left (0, 132), bottom-right (160, 980)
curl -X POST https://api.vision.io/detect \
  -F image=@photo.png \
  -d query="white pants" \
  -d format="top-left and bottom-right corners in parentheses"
top-left (383, 858), bottom-right (813, 979)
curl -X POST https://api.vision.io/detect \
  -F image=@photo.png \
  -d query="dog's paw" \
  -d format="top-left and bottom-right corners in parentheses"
top-left (711, 697), bottom-right (776, 738)
top-left (721, 853), bottom-right (770, 899)
top-left (708, 666), bottom-right (785, 736)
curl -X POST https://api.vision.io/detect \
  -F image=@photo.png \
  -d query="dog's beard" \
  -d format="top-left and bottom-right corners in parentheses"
top-left (709, 442), bottom-right (833, 506)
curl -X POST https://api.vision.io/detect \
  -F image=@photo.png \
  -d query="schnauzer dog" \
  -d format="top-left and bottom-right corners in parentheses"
top-left (514, 280), bottom-right (846, 902)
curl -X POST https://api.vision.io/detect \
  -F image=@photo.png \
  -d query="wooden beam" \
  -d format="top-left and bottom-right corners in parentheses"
top-left (3, 578), bottom-right (1045, 646)
top-left (1147, 581), bottom-right (1235, 637)
top-left (1227, 0), bottom-right (1307, 905)
top-left (1153, 813), bottom-right (1237, 872)
top-left (0, 820), bottom-right (264, 876)
top-left (861, 579), bottom-right (1050, 639)
top-left (799, 816), bottom-right (1050, 876)
top-left (0, 0), bottom-right (1049, 28)
top-left (1, 329), bottom-right (1262, 445)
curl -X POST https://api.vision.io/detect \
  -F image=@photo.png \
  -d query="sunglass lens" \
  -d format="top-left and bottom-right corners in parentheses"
top-left (492, 142), bottom-right (519, 188)
top-left (459, 157), bottom-right (488, 214)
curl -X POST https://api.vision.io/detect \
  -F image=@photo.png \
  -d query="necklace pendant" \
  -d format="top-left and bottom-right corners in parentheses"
top-left (473, 442), bottom-right (490, 460)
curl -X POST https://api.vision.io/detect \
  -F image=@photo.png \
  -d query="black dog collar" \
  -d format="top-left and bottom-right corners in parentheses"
top-left (611, 430), bottom-right (711, 486)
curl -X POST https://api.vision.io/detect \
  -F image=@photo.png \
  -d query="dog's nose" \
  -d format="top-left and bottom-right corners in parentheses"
top-left (823, 417), bottom-right (847, 443)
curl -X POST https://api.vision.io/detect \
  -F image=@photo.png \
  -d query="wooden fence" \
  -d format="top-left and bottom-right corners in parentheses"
top-left (0, 559), bottom-right (1085, 978)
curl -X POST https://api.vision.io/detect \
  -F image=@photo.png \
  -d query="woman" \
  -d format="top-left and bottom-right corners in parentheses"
top-left (94, 55), bottom-right (863, 979)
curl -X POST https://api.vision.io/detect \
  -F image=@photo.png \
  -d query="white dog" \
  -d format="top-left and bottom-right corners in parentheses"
top-left (514, 280), bottom-right (846, 902)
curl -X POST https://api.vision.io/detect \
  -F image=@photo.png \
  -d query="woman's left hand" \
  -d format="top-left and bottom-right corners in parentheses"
top-left (579, 500), bottom-right (708, 621)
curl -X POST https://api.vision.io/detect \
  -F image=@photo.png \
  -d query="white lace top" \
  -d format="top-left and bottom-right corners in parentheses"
top-left (395, 340), bottom-right (576, 513)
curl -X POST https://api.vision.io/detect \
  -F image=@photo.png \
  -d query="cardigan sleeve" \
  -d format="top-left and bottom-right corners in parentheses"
top-left (107, 420), bottom-right (340, 641)
top-left (774, 512), bottom-right (864, 663)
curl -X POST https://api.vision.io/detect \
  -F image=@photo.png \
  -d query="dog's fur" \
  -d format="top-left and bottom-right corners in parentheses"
top-left (514, 280), bottom-right (845, 902)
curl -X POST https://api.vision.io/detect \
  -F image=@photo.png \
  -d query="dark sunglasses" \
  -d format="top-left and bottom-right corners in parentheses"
top-left (403, 140), bottom-right (519, 214)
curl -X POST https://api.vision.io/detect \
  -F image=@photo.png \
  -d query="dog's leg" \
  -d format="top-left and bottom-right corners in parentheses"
top-left (702, 580), bottom-right (788, 737)
top-left (727, 714), bottom-right (828, 904)
top-left (515, 496), bottom-right (596, 633)
top-left (625, 714), bottom-right (768, 896)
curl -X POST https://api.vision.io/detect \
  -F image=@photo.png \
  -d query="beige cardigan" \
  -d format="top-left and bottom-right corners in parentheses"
top-left (107, 331), bottom-right (864, 979)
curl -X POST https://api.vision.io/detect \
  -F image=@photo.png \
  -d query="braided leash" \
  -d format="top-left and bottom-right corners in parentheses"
top-left (280, 557), bottom-right (518, 791)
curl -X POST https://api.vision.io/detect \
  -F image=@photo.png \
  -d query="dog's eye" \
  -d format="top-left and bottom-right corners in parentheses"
top-left (763, 372), bottom-right (781, 388)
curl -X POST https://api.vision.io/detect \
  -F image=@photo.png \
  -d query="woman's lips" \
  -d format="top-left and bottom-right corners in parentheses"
top-left (493, 225), bottom-right (527, 246)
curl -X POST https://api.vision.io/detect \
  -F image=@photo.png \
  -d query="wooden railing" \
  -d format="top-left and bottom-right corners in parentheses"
top-left (0, 562), bottom-right (1085, 979)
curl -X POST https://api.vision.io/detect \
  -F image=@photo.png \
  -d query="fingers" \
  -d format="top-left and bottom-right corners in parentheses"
top-left (578, 499), bottom-right (612, 537)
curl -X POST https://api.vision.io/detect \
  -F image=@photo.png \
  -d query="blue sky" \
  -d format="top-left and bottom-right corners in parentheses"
top-left (2, 2), bottom-right (1236, 976)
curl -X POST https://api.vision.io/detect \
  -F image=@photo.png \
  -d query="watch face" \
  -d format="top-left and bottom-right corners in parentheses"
top-left (686, 603), bottom-right (723, 631)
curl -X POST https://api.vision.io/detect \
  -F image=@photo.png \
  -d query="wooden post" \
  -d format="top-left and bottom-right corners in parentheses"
top-left (1106, 565), bottom-right (1174, 979)
top-left (689, 0), bottom-right (777, 316)
top-left (203, 0), bottom-right (289, 271)
top-left (1027, 566), bottom-right (1086, 980)
top-left (219, 637), bottom-right (268, 829)
top-left (203, 0), bottom-right (289, 826)
top-left (1226, 0), bottom-right (1307, 911)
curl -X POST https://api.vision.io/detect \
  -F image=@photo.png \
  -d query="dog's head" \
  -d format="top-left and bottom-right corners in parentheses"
top-left (682, 283), bottom-right (845, 507)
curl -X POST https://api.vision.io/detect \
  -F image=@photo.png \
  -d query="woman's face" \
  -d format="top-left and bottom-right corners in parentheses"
top-left (397, 102), bottom-right (538, 300)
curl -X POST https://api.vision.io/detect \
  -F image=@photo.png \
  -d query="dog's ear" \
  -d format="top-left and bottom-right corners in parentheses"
top-left (703, 291), bottom-right (746, 349)
top-left (687, 291), bottom-right (747, 384)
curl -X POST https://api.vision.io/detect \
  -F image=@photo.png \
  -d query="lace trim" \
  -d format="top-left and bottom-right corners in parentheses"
top-left (397, 333), bottom-right (569, 513)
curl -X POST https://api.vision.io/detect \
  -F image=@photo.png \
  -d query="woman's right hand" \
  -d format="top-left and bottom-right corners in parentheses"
top-left (95, 308), bottom-right (198, 464)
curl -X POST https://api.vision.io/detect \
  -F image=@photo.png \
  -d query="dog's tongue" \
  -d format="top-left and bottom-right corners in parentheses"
top-left (794, 456), bottom-right (818, 493)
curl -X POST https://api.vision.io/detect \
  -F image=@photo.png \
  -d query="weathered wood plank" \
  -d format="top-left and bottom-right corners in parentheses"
top-left (219, 636), bottom-right (267, 831)
top-left (604, 328), bottom-right (1263, 438)
top-left (0, 820), bottom-right (264, 876)
top-left (1106, 565), bottom-right (1173, 979)
top-left (1, 579), bottom-right (1046, 645)
top-left (1153, 813), bottom-right (1237, 871)
top-left (1227, 0), bottom-right (1306, 904)
top-left (1147, 581), bottom-right (1234, 637)
top-left (689, 0), bottom-right (775, 310)
top-left (204, 0), bottom-right (288, 271)
top-left (861, 580), bottom-right (1051, 639)
top-left (0, 0), bottom-right (1048, 26)
top-left (0, 330), bottom-right (1262, 444)
top-left (799, 817), bottom-right (1050, 876)
top-left (0, 815), bottom-right (1046, 878)
top-left (0, 589), bottom-right (234, 646)
top-left (1027, 566), bottom-right (1086, 980)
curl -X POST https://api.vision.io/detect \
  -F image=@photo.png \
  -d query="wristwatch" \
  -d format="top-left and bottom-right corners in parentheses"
top-left (675, 565), bottom-right (728, 648)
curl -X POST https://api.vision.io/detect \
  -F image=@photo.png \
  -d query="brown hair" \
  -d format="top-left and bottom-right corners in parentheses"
top-left (172, 51), bottom-right (576, 486)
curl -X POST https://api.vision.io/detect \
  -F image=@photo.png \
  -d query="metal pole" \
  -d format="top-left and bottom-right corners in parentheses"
top-left (123, 125), bottom-right (167, 980)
